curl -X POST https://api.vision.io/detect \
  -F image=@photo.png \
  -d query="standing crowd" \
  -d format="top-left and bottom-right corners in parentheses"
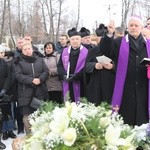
top-left (0, 16), bottom-right (150, 149)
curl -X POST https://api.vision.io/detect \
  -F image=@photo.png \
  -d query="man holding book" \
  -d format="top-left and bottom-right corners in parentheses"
top-left (111, 16), bottom-right (150, 126)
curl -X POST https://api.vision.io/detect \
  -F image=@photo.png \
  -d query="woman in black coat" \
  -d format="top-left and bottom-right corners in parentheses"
top-left (14, 42), bottom-right (49, 134)
top-left (0, 46), bottom-right (11, 149)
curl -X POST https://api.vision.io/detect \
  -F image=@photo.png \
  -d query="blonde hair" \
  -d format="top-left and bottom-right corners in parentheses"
top-left (22, 42), bottom-right (32, 50)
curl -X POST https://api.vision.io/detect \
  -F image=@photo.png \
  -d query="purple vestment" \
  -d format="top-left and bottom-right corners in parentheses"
top-left (112, 35), bottom-right (150, 117)
top-left (62, 45), bottom-right (88, 103)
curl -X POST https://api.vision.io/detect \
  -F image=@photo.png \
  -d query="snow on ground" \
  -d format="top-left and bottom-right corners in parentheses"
top-left (2, 131), bottom-right (25, 150)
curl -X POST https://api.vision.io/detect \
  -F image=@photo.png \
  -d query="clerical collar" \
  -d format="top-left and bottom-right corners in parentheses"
top-left (71, 47), bottom-right (80, 51)
top-left (129, 33), bottom-right (143, 41)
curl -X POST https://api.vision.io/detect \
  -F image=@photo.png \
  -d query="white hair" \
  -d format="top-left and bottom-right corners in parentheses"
top-left (0, 45), bottom-right (5, 53)
top-left (127, 16), bottom-right (144, 27)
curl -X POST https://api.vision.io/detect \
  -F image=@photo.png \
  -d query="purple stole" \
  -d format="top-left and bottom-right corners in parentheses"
top-left (62, 45), bottom-right (88, 103)
top-left (112, 35), bottom-right (150, 117)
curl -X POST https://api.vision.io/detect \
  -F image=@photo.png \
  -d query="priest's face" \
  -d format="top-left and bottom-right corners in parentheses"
top-left (70, 35), bottom-right (81, 49)
top-left (81, 36), bottom-right (91, 45)
top-left (128, 19), bottom-right (143, 38)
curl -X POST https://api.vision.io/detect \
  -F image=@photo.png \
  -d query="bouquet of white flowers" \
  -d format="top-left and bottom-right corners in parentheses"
top-left (20, 101), bottom-right (150, 150)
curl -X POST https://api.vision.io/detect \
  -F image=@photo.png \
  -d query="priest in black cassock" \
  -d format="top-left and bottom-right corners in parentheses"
top-left (79, 27), bottom-right (95, 50)
top-left (84, 23), bottom-right (115, 106)
top-left (57, 28), bottom-right (88, 103)
top-left (111, 16), bottom-right (150, 126)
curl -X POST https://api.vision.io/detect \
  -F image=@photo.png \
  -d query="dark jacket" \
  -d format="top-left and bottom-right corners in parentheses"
top-left (3, 56), bottom-right (17, 101)
top-left (0, 58), bottom-right (11, 121)
top-left (0, 59), bottom-right (11, 91)
top-left (55, 42), bottom-right (67, 54)
top-left (14, 54), bottom-right (49, 107)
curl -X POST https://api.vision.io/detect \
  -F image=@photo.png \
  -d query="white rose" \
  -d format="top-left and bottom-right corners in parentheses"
top-left (62, 128), bottom-right (77, 146)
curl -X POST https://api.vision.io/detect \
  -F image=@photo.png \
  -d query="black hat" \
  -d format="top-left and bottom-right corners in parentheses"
top-left (95, 24), bottom-right (108, 37)
top-left (80, 27), bottom-right (90, 38)
top-left (67, 27), bottom-right (81, 37)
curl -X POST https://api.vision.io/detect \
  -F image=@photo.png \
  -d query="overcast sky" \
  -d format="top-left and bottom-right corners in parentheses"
top-left (66, 0), bottom-right (122, 31)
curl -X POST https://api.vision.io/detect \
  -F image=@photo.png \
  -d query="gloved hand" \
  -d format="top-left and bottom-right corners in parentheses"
top-left (0, 89), bottom-right (6, 99)
top-left (63, 75), bottom-right (67, 81)
top-left (66, 74), bottom-right (75, 82)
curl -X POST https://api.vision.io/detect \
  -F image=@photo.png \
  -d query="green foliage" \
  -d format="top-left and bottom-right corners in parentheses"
top-left (39, 101), bottom-right (59, 113)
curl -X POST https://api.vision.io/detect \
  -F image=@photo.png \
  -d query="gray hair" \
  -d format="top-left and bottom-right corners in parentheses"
top-left (127, 16), bottom-right (144, 27)
top-left (115, 27), bottom-right (125, 34)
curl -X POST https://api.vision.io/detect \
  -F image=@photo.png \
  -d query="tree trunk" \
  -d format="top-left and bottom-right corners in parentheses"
top-left (40, 0), bottom-right (48, 34)
top-left (8, 0), bottom-right (15, 48)
top-left (0, 0), bottom-right (7, 43)
top-left (55, 0), bottom-right (63, 42)
top-left (75, 0), bottom-right (80, 29)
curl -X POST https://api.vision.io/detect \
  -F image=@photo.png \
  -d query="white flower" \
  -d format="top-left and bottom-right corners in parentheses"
top-left (106, 145), bottom-right (118, 150)
top-left (22, 102), bottom-right (149, 149)
top-left (49, 107), bottom-right (69, 134)
top-left (29, 140), bottom-right (44, 150)
top-left (105, 124), bottom-right (121, 146)
top-left (62, 128), bottom-right (77, 146)
top-left (132, 124), bottom-right (148, 142)
top-left (99, 117), bottom-right (111, 128)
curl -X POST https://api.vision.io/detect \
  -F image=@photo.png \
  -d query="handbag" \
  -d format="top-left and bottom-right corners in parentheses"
top-left (0, 94), bottom-right (12, 106)
top-left (30, 97), bottom-right (44, 110)
top-left (29, 87), bottom-right (44, 110)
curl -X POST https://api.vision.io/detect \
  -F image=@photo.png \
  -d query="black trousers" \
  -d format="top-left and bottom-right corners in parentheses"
top-left (48, 91), bottom-right (63, 104)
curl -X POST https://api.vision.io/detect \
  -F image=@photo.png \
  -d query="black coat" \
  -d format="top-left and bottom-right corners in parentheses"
top-left (111, 34), bottom-right (149, 126)
top-left (0, 58), bottom-right (11, 121)
top-left (0, 59), bottom-right (11, 91)
top-left (85, 36), bottom-right (115, 105)
top-left (14, 54), bottom-right (49, 107)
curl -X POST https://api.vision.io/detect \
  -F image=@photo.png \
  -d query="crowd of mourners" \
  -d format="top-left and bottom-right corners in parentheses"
top-left (0, 16), bottom-right (150, 149)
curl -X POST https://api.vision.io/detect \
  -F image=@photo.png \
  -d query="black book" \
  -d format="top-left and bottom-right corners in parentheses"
top-left (140, 58), bottom-right (150, 65)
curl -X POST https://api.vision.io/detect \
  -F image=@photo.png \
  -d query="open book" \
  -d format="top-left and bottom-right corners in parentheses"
top-left (140, 58), bottom-right (150, 65)
top-left (96, 55), bottom-right (112, 64)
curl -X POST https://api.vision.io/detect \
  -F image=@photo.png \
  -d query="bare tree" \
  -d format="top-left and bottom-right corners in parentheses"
top-left (8, 0), bottom-right (16, 48)
top-left (55, 0), bottom-right (63, 41)
top-left (39, 0), bottom-right (48, 34)
top-left (75, 0), bottom-right (80, 29)
top-left (121, 0), bottom-right (132, 28)
top-left (0, 0), bottom-right (7, 43)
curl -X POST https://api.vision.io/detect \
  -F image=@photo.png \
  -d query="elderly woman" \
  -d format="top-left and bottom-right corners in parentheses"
top-left (14, 42), bottom-right (48, 134)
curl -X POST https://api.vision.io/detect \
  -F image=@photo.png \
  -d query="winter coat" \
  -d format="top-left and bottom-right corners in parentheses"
top-left (0, 59), bottom-right (11, 91)
top-left (55, 42), bottom-right (67, 53)
top-left (44, 52), bottom-right (62, 92)
top-left (3, 56), bottom-right (17, 101)
top-left (14, 54), bottom-right (49, 107)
